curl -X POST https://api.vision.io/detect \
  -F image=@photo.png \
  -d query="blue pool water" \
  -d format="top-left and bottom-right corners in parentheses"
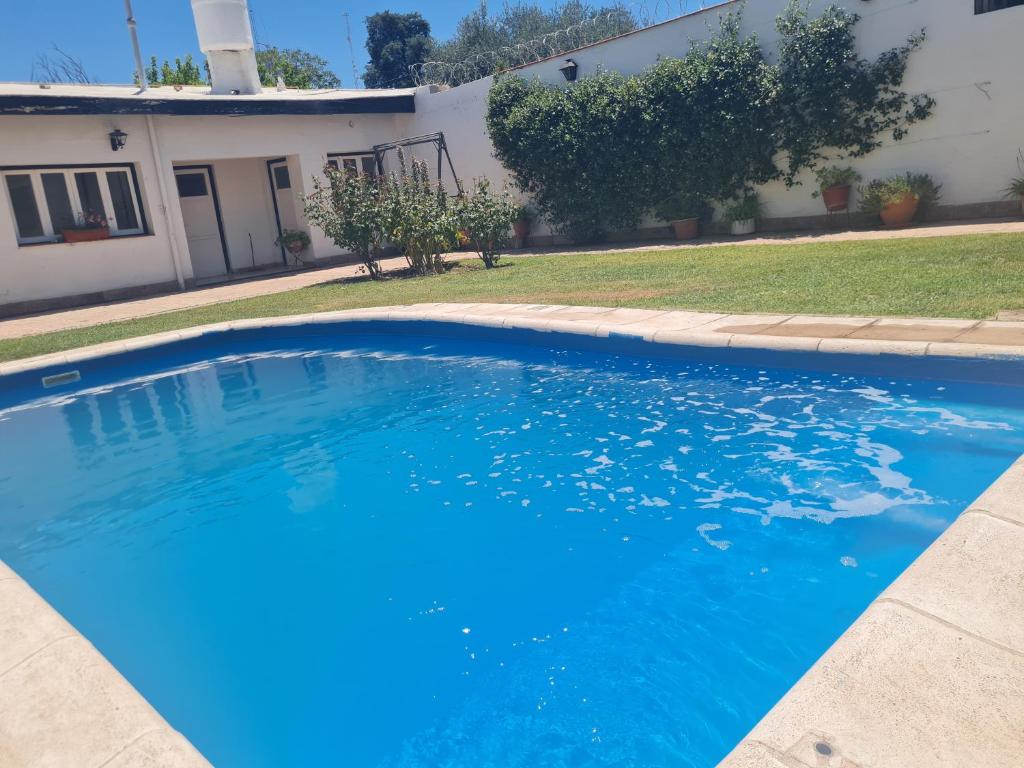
top-left (1, 331), bottom-right (1023, 767)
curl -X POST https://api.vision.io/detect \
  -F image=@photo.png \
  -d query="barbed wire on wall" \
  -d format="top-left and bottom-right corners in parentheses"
top-left (411, 0), bottom-right (720, 88)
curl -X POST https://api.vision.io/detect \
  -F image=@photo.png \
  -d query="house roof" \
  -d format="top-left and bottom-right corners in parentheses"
top-left (0, 82), bottom-right (417, 116)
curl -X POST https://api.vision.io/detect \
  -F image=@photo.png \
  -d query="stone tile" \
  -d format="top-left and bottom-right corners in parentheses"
top-left (652, 329), bottom-right (732, 348)
top-left (545, 319), bottom-right (608, 337)
top-left (0, 636), bottom-right (167, 768)
top-left (925, 341), bottom-right (1024, 359)
top-left (621, 310), bottom-right (726, 332)
top-left (882, 513), bottom-right (1024, 654)
top-left (717, 740), bottom-right (801, 768)
top-left (969, 455), bottom-right (1024, 525)
top-left (817, 338), bottom-right (928, 357)
top-left (461, 303), bottom-right (528, 316)
top-left (102, 728), bottom-right (211, 768)
top-left (729, 334), bottom-right (820, 352)
top-left (0, 560), bottom-right (17, 581)
top-left (0, 579), bottom-right (75, 676)
top-left (746, 602), bottom-right (1024, 768)
top-left (848, 318), bottom-right (978, 342)
top-left (556, 307), bottom-right (659, 324)
top-left (953, 321), bottom-right (1024, 346)
top-left (699, 314), bottom-right (792, 335)
top-left (764, 316), bottom-right (875, 339)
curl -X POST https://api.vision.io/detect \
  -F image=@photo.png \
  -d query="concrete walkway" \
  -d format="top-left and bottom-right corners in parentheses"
top-left (1, 218), bottom-right (1022, 342)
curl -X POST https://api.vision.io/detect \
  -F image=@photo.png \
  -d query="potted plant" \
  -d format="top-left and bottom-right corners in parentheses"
top-left (1004, 150), bottom-right (1024, 216)
top-left (724, 193), bottom-right (762, 236)
top-left (275, 229), bottom-right (311, 259)
top-left (61, 210), bottom-right (109, 243)
top-left (656, 191), bottom-right (702, 240)
top-left (812, 166), bottom-right (861, 212)
top-left (859, 173), bottom-right (941, 227)
top-left (511, 203), bottom-right (533, 247)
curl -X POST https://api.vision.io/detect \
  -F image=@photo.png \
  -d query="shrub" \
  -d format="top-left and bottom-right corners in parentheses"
top-left (486, 71), bottom-right (653, 242)
top-left (384, 152), bottom-right (460, 276)
top-left (774, 2), bottom-right (933, 184)
top-left (655, 191), bottom-right (702, 222)
top-left (859, 173), bottom-right (941, 215)
top-left (1004, 150), bottom-right (1024, 199)
top-left (812, 166), bottom-right (861, 196)
top-left (485, 3), bottom-right (935, 239)
top-left (304, 168), bottom-right (389, 279)
top-left (457, 178), bottom-right (519, 268)
top-left (723, 192), bottom-right (763, 223)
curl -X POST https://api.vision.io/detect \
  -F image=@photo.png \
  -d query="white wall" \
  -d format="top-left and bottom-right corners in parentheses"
top-left (0, 114), bottom-right (182, 308)
top-left (412, 0), bottom-right (1024, 226)
top-left (0, 110), bottom-right (410, 308)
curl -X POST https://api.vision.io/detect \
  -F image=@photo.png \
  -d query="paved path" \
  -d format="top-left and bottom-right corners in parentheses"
top-left (2, 218), bottom-right (1022, 342)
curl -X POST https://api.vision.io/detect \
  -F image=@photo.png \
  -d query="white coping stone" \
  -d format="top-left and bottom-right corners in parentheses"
top-left (651, 329), bottom-right (733, 348)
top-left (816, 338), bottom-right (929, 357)
top-left (0, 635), bottom-right (210, 767)
top-left (728, 334), bottom-right (821, 352)
top-left (969, 455), bottom-right (1024, 526)
top-left (101, 729), bottom-right (211, 768)
top-left (721, 601), bottom-right (1024, 768)
top-left (881, 512), bottom-right (1024, 654)
top-left (926, 341), bottom-right (1024, 359)
top-left (0, 579), bottom-right (75, 676)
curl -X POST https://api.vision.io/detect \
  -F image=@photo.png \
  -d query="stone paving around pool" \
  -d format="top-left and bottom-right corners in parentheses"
top-left (0, 303), bottom-right (1022, 768)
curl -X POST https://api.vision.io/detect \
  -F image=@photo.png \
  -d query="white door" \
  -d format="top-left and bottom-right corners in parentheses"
top-left (175, 168), bottom-right (227, 279)
top-left (268, 160), bottom-right (298, 261)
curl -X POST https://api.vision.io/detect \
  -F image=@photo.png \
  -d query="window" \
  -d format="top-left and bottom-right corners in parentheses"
top-left (975, 0), bottom-right (1024, 12)
top-left (175, 172), bottom-right (208, 198)
top-left (326, 153), bottom-right (378, 178)
top-left (2, 165), bottom-right (147, 245)
top-left (272, 165), bottom-right (291, 190)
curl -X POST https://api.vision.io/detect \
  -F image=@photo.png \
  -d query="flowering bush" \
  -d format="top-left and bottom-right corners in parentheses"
top-left (456, 178), bottom-right (519, 268)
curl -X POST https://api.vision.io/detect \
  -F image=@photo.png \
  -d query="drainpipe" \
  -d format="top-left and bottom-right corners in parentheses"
top-left (145, 115), bottom-right (187, 289)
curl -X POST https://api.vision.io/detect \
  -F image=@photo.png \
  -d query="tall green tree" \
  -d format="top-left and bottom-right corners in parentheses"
top-left (432, 1), bottom-right (636, 84)
top-left (256, 47), bottom-right (341, 89)
top-left (363, 11), bottom-right (433, 88)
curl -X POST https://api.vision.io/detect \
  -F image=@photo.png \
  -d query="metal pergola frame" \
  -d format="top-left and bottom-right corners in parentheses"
top-left (371, 132), bottom-right (462, 194)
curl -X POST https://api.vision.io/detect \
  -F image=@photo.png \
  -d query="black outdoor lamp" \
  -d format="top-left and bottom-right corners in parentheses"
top-left (558, 58), bottom-right (579, 82)
top-left (108, 129), bottom-right (128, 151)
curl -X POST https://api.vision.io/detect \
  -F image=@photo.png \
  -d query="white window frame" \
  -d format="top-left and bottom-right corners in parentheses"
top-left (325, 152), bottom-right (379, 178)
top-left (2, 164), bottom-right (147, 246)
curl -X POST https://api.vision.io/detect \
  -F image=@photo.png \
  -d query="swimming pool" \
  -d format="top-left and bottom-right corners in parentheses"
top-left (1, 328), bottom-right (1022, 767)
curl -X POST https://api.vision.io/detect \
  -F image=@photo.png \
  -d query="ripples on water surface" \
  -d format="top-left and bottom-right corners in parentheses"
top-left (1, 334), bottom-right (1022, 767)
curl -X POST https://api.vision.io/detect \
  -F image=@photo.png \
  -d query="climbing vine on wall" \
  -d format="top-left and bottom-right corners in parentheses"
top-left (485, 2), bottom-right (935, 240)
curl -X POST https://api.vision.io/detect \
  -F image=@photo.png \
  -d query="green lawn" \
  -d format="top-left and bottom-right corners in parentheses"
top-left (2, 232), bottom-right (1022, 363)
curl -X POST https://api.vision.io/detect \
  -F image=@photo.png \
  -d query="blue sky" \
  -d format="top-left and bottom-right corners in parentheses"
top-left (0, 0), bottom-right (492, 87)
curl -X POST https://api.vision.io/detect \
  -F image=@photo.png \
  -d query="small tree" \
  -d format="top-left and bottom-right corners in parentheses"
top-left (304, 167), bottom-right (389, 279)
top-left (457, 178), bottom-right (519, 268)
top-left (384, 153), bottom-right (459, 276)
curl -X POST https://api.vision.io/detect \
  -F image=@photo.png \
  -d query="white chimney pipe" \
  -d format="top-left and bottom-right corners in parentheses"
top-left (190, 0), bottom-right (262, 95)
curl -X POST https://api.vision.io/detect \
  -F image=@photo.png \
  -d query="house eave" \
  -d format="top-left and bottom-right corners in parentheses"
top-left (0, 93), bottom-right (416, 116)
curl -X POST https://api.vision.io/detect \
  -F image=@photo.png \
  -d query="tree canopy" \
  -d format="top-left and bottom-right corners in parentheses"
top-left (256, 47), bottom-right (341, 89)
top-left (363, 11), bottom-right (433, 88)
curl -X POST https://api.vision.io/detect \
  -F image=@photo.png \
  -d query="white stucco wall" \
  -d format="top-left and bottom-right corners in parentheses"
top-left (411, 0), bottom-right (1024, 226)
top-left (0, 110), bottom-right (408, 307)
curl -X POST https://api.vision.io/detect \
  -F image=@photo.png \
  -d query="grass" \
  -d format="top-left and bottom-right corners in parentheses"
top-left (2, 232), bottom-right (1022, 363)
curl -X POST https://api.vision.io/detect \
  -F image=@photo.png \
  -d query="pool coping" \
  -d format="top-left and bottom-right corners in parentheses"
top-left (0, 303), bottom-right (1022, 767)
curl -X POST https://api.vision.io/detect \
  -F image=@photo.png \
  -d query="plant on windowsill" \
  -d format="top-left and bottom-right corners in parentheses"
top-left (1003, 149), bottom-right (1024, 216)
top-left (655, 191), bottom-right (702, 240)
top-left (724, 192), bottom-right (762, 236)
top-left (275, 228), bottom-right (311, 259)
top-left (811, 166), bottom-right (861, 212)
top-left (859, 172), bottom-right (941, 227)
top-left (61, 211), bottom-right (109, 244)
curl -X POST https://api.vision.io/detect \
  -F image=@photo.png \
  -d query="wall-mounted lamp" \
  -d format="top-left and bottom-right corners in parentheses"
top-left (108, 129), bottom-right (128, 152)
top-left (558, 58), bottom-right (579, 82)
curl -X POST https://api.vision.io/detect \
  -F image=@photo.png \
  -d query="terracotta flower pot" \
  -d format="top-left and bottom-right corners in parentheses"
top-left (512, 219), bottom-right (530, 238)
top-left (62, 226), bottom-right (110, 243)
top-left (820, 184), bottom-right (851, 212)
top-left (879, 192), bottom-right (919, 227)
top-left (671, 218), bottom-right (699, 240)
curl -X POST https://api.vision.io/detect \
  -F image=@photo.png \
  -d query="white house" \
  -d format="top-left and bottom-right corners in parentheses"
top-left (1, 0), bottom-right (1021, 317)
